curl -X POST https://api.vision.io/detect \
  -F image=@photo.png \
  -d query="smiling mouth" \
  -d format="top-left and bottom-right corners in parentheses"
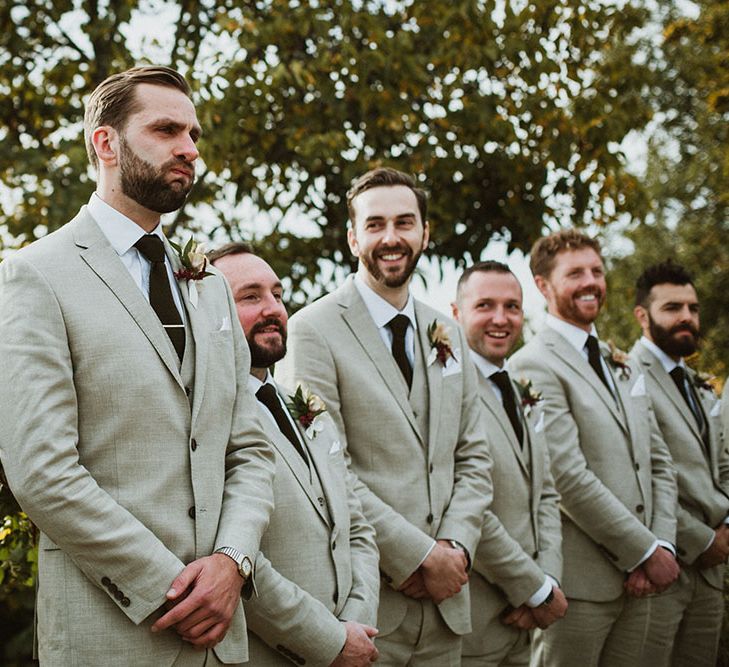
top-left (576, 293), bottom-right (599, 303)
top-left (485, 331), bottom-right (509, 339)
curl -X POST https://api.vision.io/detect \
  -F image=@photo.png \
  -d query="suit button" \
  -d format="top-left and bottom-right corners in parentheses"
top-left (533, 551), bottom-right (539, 559)
top-left (185, 386), bottom-right (191, 397)
top-left (634, 462), bottom-right (640, 471)
top-left (333, 592), bottom-right (338, 603)
top-left (317, 497), bottom-right (325, 507)
top-left (191, 439), bottom-right (198, 451)
top-left (114, 590), bottom-right (124, 601)
top-left (427, 513), bottom-right (433, 524)
top-left (429, 463), bottom-right (434, 473)
top-left (188, 506), bottom-right (195, 519)
top-left (332, 540), bottom-right (337, 551)
top-left (109, 583), bottom-right (118, 594)
top-left (101, 576), bottom-right (111, 587)
top-left (636, 504), bottom-right (644, 513)
top-left (121, 597), bottom-right (130, 607)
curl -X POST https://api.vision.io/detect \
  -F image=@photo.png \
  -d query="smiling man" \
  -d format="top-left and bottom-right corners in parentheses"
top-left (277, 167), bottom-right (493, 665)
top-left (630, 261), bottom-right (729, 666)
top-left (0, 67), bottom-right (275, 666)
top-left (452, 261), bottom-right (567, 666)
top-left (510, 230), bottom-right (679, 666)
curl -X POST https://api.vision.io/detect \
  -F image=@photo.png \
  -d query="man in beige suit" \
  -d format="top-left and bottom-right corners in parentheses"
top-left (510, 230), bottom-right (679, 666)
top-left (0, 67), bottom-right (275, 666)
top-left (452, 261), bottom-right (567, 666)
top-left (630, 260), bottom-right (729, 666)
top-left (211, 243), bottom-right (381, 666)
top-left (276, 167), bottom-right (493, 665)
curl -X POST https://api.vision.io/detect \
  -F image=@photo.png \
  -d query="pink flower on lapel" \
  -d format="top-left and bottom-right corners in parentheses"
top-left (427, 320), bottom-right (457, 367)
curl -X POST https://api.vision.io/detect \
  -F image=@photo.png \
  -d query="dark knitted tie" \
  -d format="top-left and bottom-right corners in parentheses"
top-left (491, 370), bottom-right (524, 446)
top-left (134, 235), bottom-right (185, 360)
top-left (669, 366), bottom-right (708, 446)
top-left (256, 384), bottom-right (307, 462)
top-left (387, 314), bottom-right (413, 390)
top-left (585, 335), bottom-right (611, 393)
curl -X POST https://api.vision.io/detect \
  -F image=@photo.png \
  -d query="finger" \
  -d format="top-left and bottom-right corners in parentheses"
top-left (362, 625), bottom-right (378, 638)
top-left (175, 608), bottom-right (215, 636)
top-left (166, 562), bottom-right (202, 601)
top-left (182, 621), bottom-right (228, 649)
top-left (153, 593), bottom-right (202, 632)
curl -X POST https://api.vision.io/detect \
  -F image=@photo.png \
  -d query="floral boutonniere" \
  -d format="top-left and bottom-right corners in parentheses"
top-left (516, 377), bottom-right (543, 416)
top-left (426, 320), bottom-right (458, 367)
top-left (287, 384), bottom-right (327, 439)
top-left (606, 340), bottom-right (631, 380)
top-left (693, 371), bottom-right (718, 395)
top-left (170, 237), bottom-right (213, 308)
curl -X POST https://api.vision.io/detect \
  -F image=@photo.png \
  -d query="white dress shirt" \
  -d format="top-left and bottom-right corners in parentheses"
top-left (87, 193), bottom-right (185, 321)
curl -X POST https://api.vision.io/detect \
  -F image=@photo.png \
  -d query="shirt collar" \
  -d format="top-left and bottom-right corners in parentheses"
top-left (545, 313), bottom-right (598, 352)
top-left (470, 349), bottom-right (506, 380)
top-left (354, 273), bottom-right (417, 331)
top-left (247, 370), bottom-right (274, 395)
top-left (640, 335), bottom-right (685, 374)
top-left (87, 192), bottom-right (165, 256)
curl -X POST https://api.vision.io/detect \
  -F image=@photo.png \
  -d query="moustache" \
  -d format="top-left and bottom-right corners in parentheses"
top-left (669, 323), bottom-right (699, 337)
top-left (375, 244), bottom-right (412, 258)
top-left (250, 317), bottom-right (286, 337)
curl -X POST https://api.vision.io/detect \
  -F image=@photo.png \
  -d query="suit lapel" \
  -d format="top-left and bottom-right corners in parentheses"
top-left (542, 328), bottom-right (626, 432)
top-left (338, 279), bottom-right (422, 441)
top-left (415, 302), bottom-right (442, 452)
top-left (74, 212), bottom-right (183, 387)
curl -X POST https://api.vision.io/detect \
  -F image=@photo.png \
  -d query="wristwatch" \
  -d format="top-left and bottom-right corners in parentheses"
top-left (215, 547), bottom-right (253, 581)
top-left (539, 589), bottom-right (555, 607)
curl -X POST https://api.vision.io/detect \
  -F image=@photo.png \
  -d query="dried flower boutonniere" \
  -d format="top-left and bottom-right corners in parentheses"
top-left (516, 377), bottom-right (543, 416)
top-left (426, 320), bottom-right (458, 367)
top-left (606, 340), bottom-right (631, 380)
top-left (287, 384), bottom-right (327, 439)
top-left (170, 237), bottom-right (213, 308)
top-left (693, 371), bottom-right (718, 395)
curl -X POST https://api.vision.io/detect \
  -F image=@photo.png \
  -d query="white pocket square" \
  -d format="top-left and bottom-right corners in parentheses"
top-left (630, 373), bottom-right (646, 397)
top-left (329, 440), bottom-right (342, 454)
top-left (534, 412), bottom-right (545, 433)
top-left (218, 316), bottom-right (231, 332)
top-left (710, 401), bottom-right (722, 418)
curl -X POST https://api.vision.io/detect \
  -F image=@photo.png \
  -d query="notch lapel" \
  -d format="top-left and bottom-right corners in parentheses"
top-left (415, 303), bottom-right (443, 453)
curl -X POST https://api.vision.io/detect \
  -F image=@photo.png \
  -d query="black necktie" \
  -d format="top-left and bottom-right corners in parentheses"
top-left (491, 370), bottom-right (524, 446)
top-left (134, 235), bottom-right (185, 360)
top-left (585, 335), bottom-right (611, 393)
top-left (387, 314), bottom-right (413, 390)
top-left (256, 384), bottom-right (307, 462)
top-left (669, 366), bottom-right (708, 444)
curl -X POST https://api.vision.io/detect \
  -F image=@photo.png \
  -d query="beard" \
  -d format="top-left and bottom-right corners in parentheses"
top-left (360, 242), bottom-right (423, 288)
top-left (247, 317), bottom-right (287, 368)
top-left (649, 315), bottom-right (699, 358)
top-left (554, 286), bottom-right (605, 327)
top-left (119, 135), bottom-right (194, 213)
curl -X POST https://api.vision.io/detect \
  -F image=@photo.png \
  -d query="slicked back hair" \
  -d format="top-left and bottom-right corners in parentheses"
top-left (84, 66), bottom-right (192, 169)
top-left (456, 260), bottom-right (518, 304)
top-left (346, 167), bottom-right (428, 226)
top-left (207, 241), bottom-right (255, 265)
top-left (529, 229), bottom-right (603, 278)
top-left (635, 260), bottom-right (694, 307)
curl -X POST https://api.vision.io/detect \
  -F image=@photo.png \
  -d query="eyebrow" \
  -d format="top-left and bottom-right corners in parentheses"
top-left (149, 117), bottom-right (203, 139)
top-left (235, 281), bottom-right (283, 293)
top-left (365, 212), bottom-right (417, 221)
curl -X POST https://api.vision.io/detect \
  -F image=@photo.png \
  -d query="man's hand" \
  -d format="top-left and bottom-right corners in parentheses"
top-left (624, 567), bottom-right (657, 597)
top-left (331, 621), bottom-right (379, 666)
top-left (151, 553), bottom-right (245, 649)
top-left (501, 605), bottom-right (537, 630)
top-left (643, 546), bottom-right (680, 593)
top-left (698, 525), bottom-right (729, 569)
top-left (530, 586), bottom-right (568, 629)
top-left (420, 540), bottom-right (468, 604)
top-left (398, 570), bottom-right (430, 600)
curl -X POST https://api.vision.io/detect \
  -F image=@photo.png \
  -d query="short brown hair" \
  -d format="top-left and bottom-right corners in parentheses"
top-left (529, 229), bottom-right (602, 278)
top-left (207, 241), bottom-right (255, 265)
top-left (456, 261), bottom-right (518, 304)
top-left (346, 167), bottom-right (428, 225)
top-left (84, 66), bottom-right (192, 169)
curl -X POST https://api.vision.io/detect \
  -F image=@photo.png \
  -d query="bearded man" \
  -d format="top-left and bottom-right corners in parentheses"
top-left (0, 66), bottom-right (275, 666)
top-left (631, 260), bottom-right (729, 666)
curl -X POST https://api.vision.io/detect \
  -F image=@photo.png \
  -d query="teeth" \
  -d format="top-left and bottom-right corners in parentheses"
top-left (578, 295), bottom-right (597, 301)
top-left (381, 254), bottom-right (403, 260)
top-left (487, 332), bottom-right (508, 338)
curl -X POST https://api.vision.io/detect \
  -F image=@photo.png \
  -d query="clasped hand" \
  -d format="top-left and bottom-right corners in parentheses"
top-left (398, 540), bottom-right (468, 604)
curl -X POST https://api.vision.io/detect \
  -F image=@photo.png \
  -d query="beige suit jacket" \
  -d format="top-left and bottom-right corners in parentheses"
top-left (510, 327), bottom-right (677, 601)
top-left (722, 380), bottom-right (729, 443)
top-left (0, 209), bottom-right (275, 665)
top-left (465, 370), bottom-right (563, 654)
top-left (245, 384), bottom-right (380, 666)
top-left (276, 276), bottom-right (492, 636)
top-left (631, 340), bottom-right (729, 588)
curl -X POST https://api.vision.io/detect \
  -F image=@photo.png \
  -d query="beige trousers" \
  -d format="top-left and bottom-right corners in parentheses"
top-left (462, 613), bottom-right (530, 666)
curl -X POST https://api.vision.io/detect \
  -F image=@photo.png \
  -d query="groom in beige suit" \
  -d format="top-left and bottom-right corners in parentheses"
top-left (211, 243), bottom-right (381, 666)
top-left (452, 262), bottom-right (567, 666)
top-left (276, 167), bottom-right (492, 665)
top-left (510, 230), bottom-right (679, 666)
top-left (0, 67), bottom-right (275, 666)
top-left (630, 260), bottom-right (729, 666)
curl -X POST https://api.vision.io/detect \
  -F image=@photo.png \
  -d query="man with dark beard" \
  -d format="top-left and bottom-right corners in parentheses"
top-left (509, 230), bottom-right (679, 667)
top-left (276, 167), bottom-right (493, 665)
top-left (0, 67), bottom-right (276, 666)
top-left (630, 261), bottom-right (729, 666)
top-left (209, 243), bottom-right (380, 666)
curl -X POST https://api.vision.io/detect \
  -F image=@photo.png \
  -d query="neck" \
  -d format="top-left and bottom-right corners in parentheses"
top-left (487, 356), bottom-right (505, 369)
top-left (250, 366), bottom-right (267, 382)
top-left (96, 185), bottom-right (161, 234)
top-left (358, 268), bottom-right (410, 310)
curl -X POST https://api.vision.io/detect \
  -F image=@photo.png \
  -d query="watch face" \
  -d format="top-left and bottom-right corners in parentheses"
top-left (241, 557), bottom-right (252, 578)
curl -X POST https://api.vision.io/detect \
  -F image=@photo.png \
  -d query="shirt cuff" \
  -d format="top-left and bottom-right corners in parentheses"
top-left (416, 540), bottom-right (437, 569)
top-left (702, 531), bottom-right (716, 553)
top-left (526, 577), bottom-right (553, 608)
top-left (628, 540), bottom-right (658, 572)
top-left (657, 539), bottom-right (676, 556)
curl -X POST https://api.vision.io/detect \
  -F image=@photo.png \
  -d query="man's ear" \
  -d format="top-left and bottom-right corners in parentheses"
top-left (91, 126), bottom-right (119, 167)
top-left (421, 220), bottom-right (430, 250)
top-left (347, 225), bottom-right (360, 258)
top-left (633, 304), bottom-right (649, 331)
top-left (451, 301), bottom-right (460, 322)
top-left (534, 274), bottom-right (550, 300)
